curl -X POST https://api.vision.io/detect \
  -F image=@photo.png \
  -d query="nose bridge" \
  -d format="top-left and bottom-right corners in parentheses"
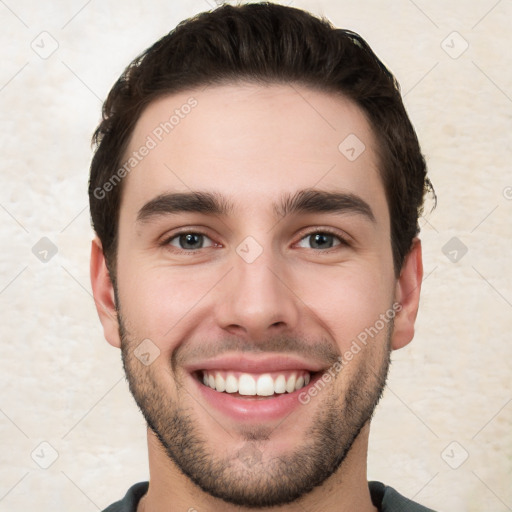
top-left (215, 237), bottom-right (299, 337)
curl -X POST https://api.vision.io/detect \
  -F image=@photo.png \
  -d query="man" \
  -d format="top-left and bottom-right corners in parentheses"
top-left (89, 3), bottom-right (436, 511)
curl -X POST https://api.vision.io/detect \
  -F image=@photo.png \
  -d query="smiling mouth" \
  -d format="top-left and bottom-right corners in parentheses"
top-left (195, 369), bottom-right (320, 398)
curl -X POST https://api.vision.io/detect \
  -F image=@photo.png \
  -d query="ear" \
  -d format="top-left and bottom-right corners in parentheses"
top-left (90, 237), bottom-right (121, 348)
top-left (391, 237), bottom-right (423, 351)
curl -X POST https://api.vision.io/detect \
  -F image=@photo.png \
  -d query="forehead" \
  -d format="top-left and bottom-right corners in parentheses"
top-left (120, 83), bottom-right (388, 225)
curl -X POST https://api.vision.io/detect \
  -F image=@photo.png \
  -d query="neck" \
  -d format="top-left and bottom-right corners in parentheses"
top-left (139, 423), bottom-right (377, 512)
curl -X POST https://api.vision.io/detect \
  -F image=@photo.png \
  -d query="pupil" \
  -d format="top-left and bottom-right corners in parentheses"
top-left (181, 233), bottom-right (202, 249)
top-left (312, 233), bottom-right (332, 249)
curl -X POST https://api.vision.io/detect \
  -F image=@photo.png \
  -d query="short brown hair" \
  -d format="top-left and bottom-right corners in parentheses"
top-left (89, 2), bottom-right (434, 278)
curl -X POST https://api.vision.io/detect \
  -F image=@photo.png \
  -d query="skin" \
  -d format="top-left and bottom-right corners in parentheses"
top-left (90, 83), bottom-right (423, 511)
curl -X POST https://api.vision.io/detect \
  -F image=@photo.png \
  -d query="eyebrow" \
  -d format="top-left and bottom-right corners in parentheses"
top-left (136, 188), bottom-right (376, 224)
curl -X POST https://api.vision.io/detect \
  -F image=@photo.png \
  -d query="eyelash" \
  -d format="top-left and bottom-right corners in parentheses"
top-left (161, 228), bottom-right (350, 255)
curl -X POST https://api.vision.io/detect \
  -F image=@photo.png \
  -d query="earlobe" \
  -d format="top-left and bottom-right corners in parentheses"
top-left (90, 238), bottom-right (121, 348)
top-left (391, 238), bottom-right (423, 351)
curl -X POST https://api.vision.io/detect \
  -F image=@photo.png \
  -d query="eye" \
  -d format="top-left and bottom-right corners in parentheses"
top-left (166, 232), bottom-right (215, 251)
top-left (296, 230), bottom-right (348, 250)
top-left (162, 229), bottom-right (348, 253)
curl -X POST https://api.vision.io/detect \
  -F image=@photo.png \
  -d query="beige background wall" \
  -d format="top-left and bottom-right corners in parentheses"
top-left (1, 1), bottom-right (511, 510)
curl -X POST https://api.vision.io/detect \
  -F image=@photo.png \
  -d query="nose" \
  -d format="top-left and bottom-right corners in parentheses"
top-left (213, 244), bottom-right (301, 341)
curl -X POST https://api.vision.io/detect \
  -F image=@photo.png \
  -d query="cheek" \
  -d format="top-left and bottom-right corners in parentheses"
top-left (116, 262), bottom-right (220, 341)
top-left (294, 263), bottom-right (393, 349)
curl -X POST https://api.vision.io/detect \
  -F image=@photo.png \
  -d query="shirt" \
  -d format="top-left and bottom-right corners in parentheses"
top-left (102, 480), bottom-right (437, 511)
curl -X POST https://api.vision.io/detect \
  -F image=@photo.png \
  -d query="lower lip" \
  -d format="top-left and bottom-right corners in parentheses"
top-left (191, 372), bottom-right (321, 422)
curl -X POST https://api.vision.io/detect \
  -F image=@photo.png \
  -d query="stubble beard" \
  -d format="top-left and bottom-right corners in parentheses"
top-left (118, 313), bottom-right (392, 508)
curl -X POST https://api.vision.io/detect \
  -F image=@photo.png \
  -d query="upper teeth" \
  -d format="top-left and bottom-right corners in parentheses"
top-left (202, 371), bottom-right (311, 396)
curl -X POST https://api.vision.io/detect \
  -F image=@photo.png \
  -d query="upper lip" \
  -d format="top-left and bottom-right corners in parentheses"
top-left (185, 354), bottom-right (327, 374)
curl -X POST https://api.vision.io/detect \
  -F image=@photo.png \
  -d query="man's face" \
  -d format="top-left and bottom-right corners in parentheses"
top-left (104, 83), bottom-right (409, 507)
